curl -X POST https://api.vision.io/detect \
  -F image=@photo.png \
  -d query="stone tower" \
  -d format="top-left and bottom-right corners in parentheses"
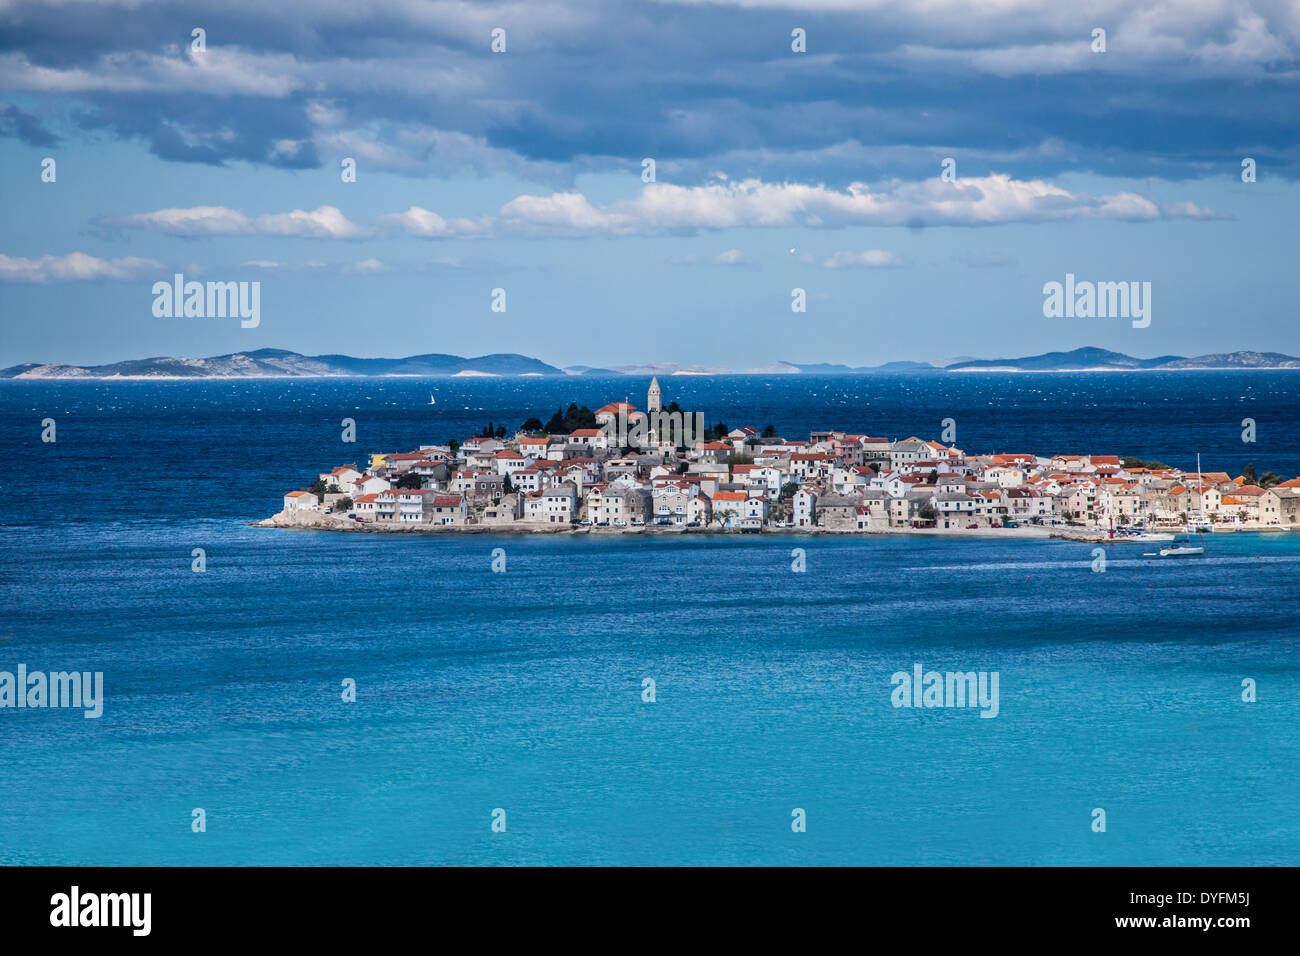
top-left (647, 376), bottom-right (661, 413)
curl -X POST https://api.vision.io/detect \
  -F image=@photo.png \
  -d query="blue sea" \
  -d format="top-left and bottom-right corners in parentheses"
top-left (1, 372), bottom-right (1298, 866)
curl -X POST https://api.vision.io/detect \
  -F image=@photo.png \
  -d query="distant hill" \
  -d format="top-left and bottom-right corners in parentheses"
top-left (1, 349), bottom-right (566, 379)
top-left (4, 345), bottom-right (1298, 379)
top-left (1159, 351), bottom-right (1300, 369)
top-left (943, 347), bottom-right (1300, 371)
top-left (765, 360), bottom-right (939, 374)
top-left (563, 365), bottom-right (623, 376)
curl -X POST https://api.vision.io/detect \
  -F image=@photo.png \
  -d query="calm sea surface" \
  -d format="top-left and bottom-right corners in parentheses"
top-left (1, 373), bottom-right (1297, 865)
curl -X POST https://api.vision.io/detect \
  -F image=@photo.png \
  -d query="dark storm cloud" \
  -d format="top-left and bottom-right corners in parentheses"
top-left (1, 0), bottom-right (1297, 182)
top-left (0, 100), bottom-right (57, 145)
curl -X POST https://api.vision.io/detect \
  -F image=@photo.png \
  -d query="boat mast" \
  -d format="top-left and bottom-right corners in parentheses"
top-left (1196, 452), bottom-right (1204, 541)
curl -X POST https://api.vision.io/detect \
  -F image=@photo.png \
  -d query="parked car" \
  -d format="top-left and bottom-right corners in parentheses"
top-left (966, 523), bottom-right (979, 529)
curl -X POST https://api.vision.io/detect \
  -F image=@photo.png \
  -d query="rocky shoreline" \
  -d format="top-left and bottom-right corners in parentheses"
top-left (253, 508), bottom-right (1117, 541)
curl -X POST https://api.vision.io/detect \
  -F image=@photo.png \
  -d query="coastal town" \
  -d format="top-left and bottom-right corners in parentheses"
top-left (268, 378), bottom-right (1300, 536)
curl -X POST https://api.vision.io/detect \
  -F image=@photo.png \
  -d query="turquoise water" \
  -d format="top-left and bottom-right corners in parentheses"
top-left (1, 376), bottom-right (1298, 865)
top-left (3, 526), bottom-right (1297, 865)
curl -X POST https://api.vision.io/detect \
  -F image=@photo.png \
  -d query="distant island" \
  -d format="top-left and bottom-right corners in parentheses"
top-left (4, 346), bottom-right (1300, 380)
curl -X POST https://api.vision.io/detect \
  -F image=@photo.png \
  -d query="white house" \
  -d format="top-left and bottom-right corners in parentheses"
top-left (526, 482), bottom-right (578, 523)
top-left (284, 490), bottom-right (319, 512)
top-left (793, 489), bottom-right (816, 527)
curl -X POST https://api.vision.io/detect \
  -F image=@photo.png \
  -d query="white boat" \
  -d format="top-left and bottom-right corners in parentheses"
top-left (1156, 454), bottom-right (1210, 554)
top-left (428, 394), bottom-right (436, 406)
top-left (1157, 535), bottom-right (1204, 557)
top-left (1131, 532), bottom-right (1175, 542)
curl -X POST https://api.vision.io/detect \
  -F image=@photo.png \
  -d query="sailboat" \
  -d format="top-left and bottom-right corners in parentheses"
top-left (1157, 453), bottom-right (1208, 556)
top-left (427, 394), bottom-right (436, 406)
top-left (1158, 535), bottom-right (1204, 557)
top-left (1129, 529), bottom-right (1175, 542)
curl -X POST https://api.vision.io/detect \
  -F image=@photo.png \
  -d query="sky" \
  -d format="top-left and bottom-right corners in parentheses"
top-left (1, 0), bottom-right (1298, 369)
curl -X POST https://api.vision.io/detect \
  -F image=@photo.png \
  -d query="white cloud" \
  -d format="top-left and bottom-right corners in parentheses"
top-left (106, 205), bottom-right (366, 238)
top-left (0, 48), bottom-right (307, 97)
top-left (239, 259), bottom-right (328, 272)
top-left (669, 248), bottom-right (754, 266)
top-left (488, 175), bottom-right (1212, 236)
top-left (374, 206), bottom-right (488, 238)
top-left (106, 174), bottom-right (1218, 244)
top-left (807, 249), bottom-right (904, 268)
top-left (0, 252), bottom-right (162, 282)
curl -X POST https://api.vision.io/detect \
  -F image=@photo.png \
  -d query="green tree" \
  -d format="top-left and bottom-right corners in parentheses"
top-left (562, 403), bottom-right (597, 432)
top-left (1241, 463), bottom-right (1257, 485)
top-left (503, 473), bottom-right (513, 494)
top-left (336, 496), bottom-right (354, 511)
top-left (544, 407), bottom-right (566, 433)
top-left (309, 478), bottom-right (328, 499)
top-left (447, 438), bottom-right (460, 457)
top-left (1121, 456), bottom-right (1171, 470)
top-left (779, 482), bottom-right (800, 500)
top-left (762, 424), bottom-right (777, 437)
top-left (396, 472), bottom-right (424, 490)
top-left (1259, 471), bottom-right (1280, 487)
top-left (521, 417), bottom-right (544, 433)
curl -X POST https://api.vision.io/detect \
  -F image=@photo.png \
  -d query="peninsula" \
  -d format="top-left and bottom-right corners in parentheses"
top-left (262, 379), bottom-right (1300, 536)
